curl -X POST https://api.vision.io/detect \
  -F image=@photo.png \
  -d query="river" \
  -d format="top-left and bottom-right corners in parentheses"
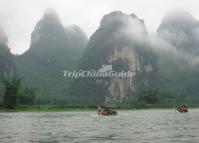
top-left (0, 109), bottom-right (199, 143)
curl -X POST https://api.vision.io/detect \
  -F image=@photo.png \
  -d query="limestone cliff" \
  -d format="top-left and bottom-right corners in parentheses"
top-left (69, 11), bottom-right (157, 105)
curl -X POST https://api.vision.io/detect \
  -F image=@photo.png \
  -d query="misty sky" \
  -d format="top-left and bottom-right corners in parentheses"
top-left (0, 0), bottom-right (199, 54)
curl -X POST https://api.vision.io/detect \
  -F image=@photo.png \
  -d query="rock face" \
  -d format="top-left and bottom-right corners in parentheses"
top-left (69, 11), bottom-right (157, 105)
top-left (16, 8), bottom-right (88, 103)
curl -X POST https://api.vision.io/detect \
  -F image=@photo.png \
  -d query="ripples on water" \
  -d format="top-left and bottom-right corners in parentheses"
top-left (0, 109), bottom-right (199, 143)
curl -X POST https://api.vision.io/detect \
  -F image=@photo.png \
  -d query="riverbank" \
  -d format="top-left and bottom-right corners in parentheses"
top-left (0, 104), bottom-right (199, 112)
top-left (0, 105), bottom-right (96, 112)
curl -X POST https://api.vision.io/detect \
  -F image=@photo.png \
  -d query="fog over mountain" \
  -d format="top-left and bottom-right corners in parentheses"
top-left (153, 10), bottom-right (199, 103)
top-left (1, 8), bottom-right (199, 105)
top-left (1, 0), bottom-right (199, 54)
top-left (0, 26), bottom-right (7, 44)
top-left (156, 10), bottom-right (199, 68)
top-left (158, 10), bottom-right (199, 55)
top-left (0, 26), bottom-right (15, 77)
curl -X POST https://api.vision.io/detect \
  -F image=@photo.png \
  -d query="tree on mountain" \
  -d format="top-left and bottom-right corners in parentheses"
top-left (1, 78), bottom-right (21, 109)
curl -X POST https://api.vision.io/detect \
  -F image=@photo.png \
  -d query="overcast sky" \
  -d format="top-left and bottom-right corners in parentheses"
top-left (0, 0), bottom-right (199, 54)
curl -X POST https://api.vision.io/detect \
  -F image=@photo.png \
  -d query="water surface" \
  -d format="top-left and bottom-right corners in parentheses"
top-left (0, 109), bottom-right (199, 143)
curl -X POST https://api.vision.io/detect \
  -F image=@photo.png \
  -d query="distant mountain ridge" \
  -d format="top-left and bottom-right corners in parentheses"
top-left (16, 8), bottom-right (88, 103)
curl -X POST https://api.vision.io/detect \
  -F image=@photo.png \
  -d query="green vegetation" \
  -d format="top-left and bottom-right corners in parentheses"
top-left (18, 87), bottom-right (36, 105)
top-left (1, 78), bottom-right (21, 109)
top-left (117, 89), bottom-right (193, 109)
top-left (1, 77), bottom-right (36, 109)
top-left (0, 105), bottom-right (96, 112)
top-left (1, 77), bottom-right (194, 111)
top-left (0, 77), bottom-right (197, 111)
